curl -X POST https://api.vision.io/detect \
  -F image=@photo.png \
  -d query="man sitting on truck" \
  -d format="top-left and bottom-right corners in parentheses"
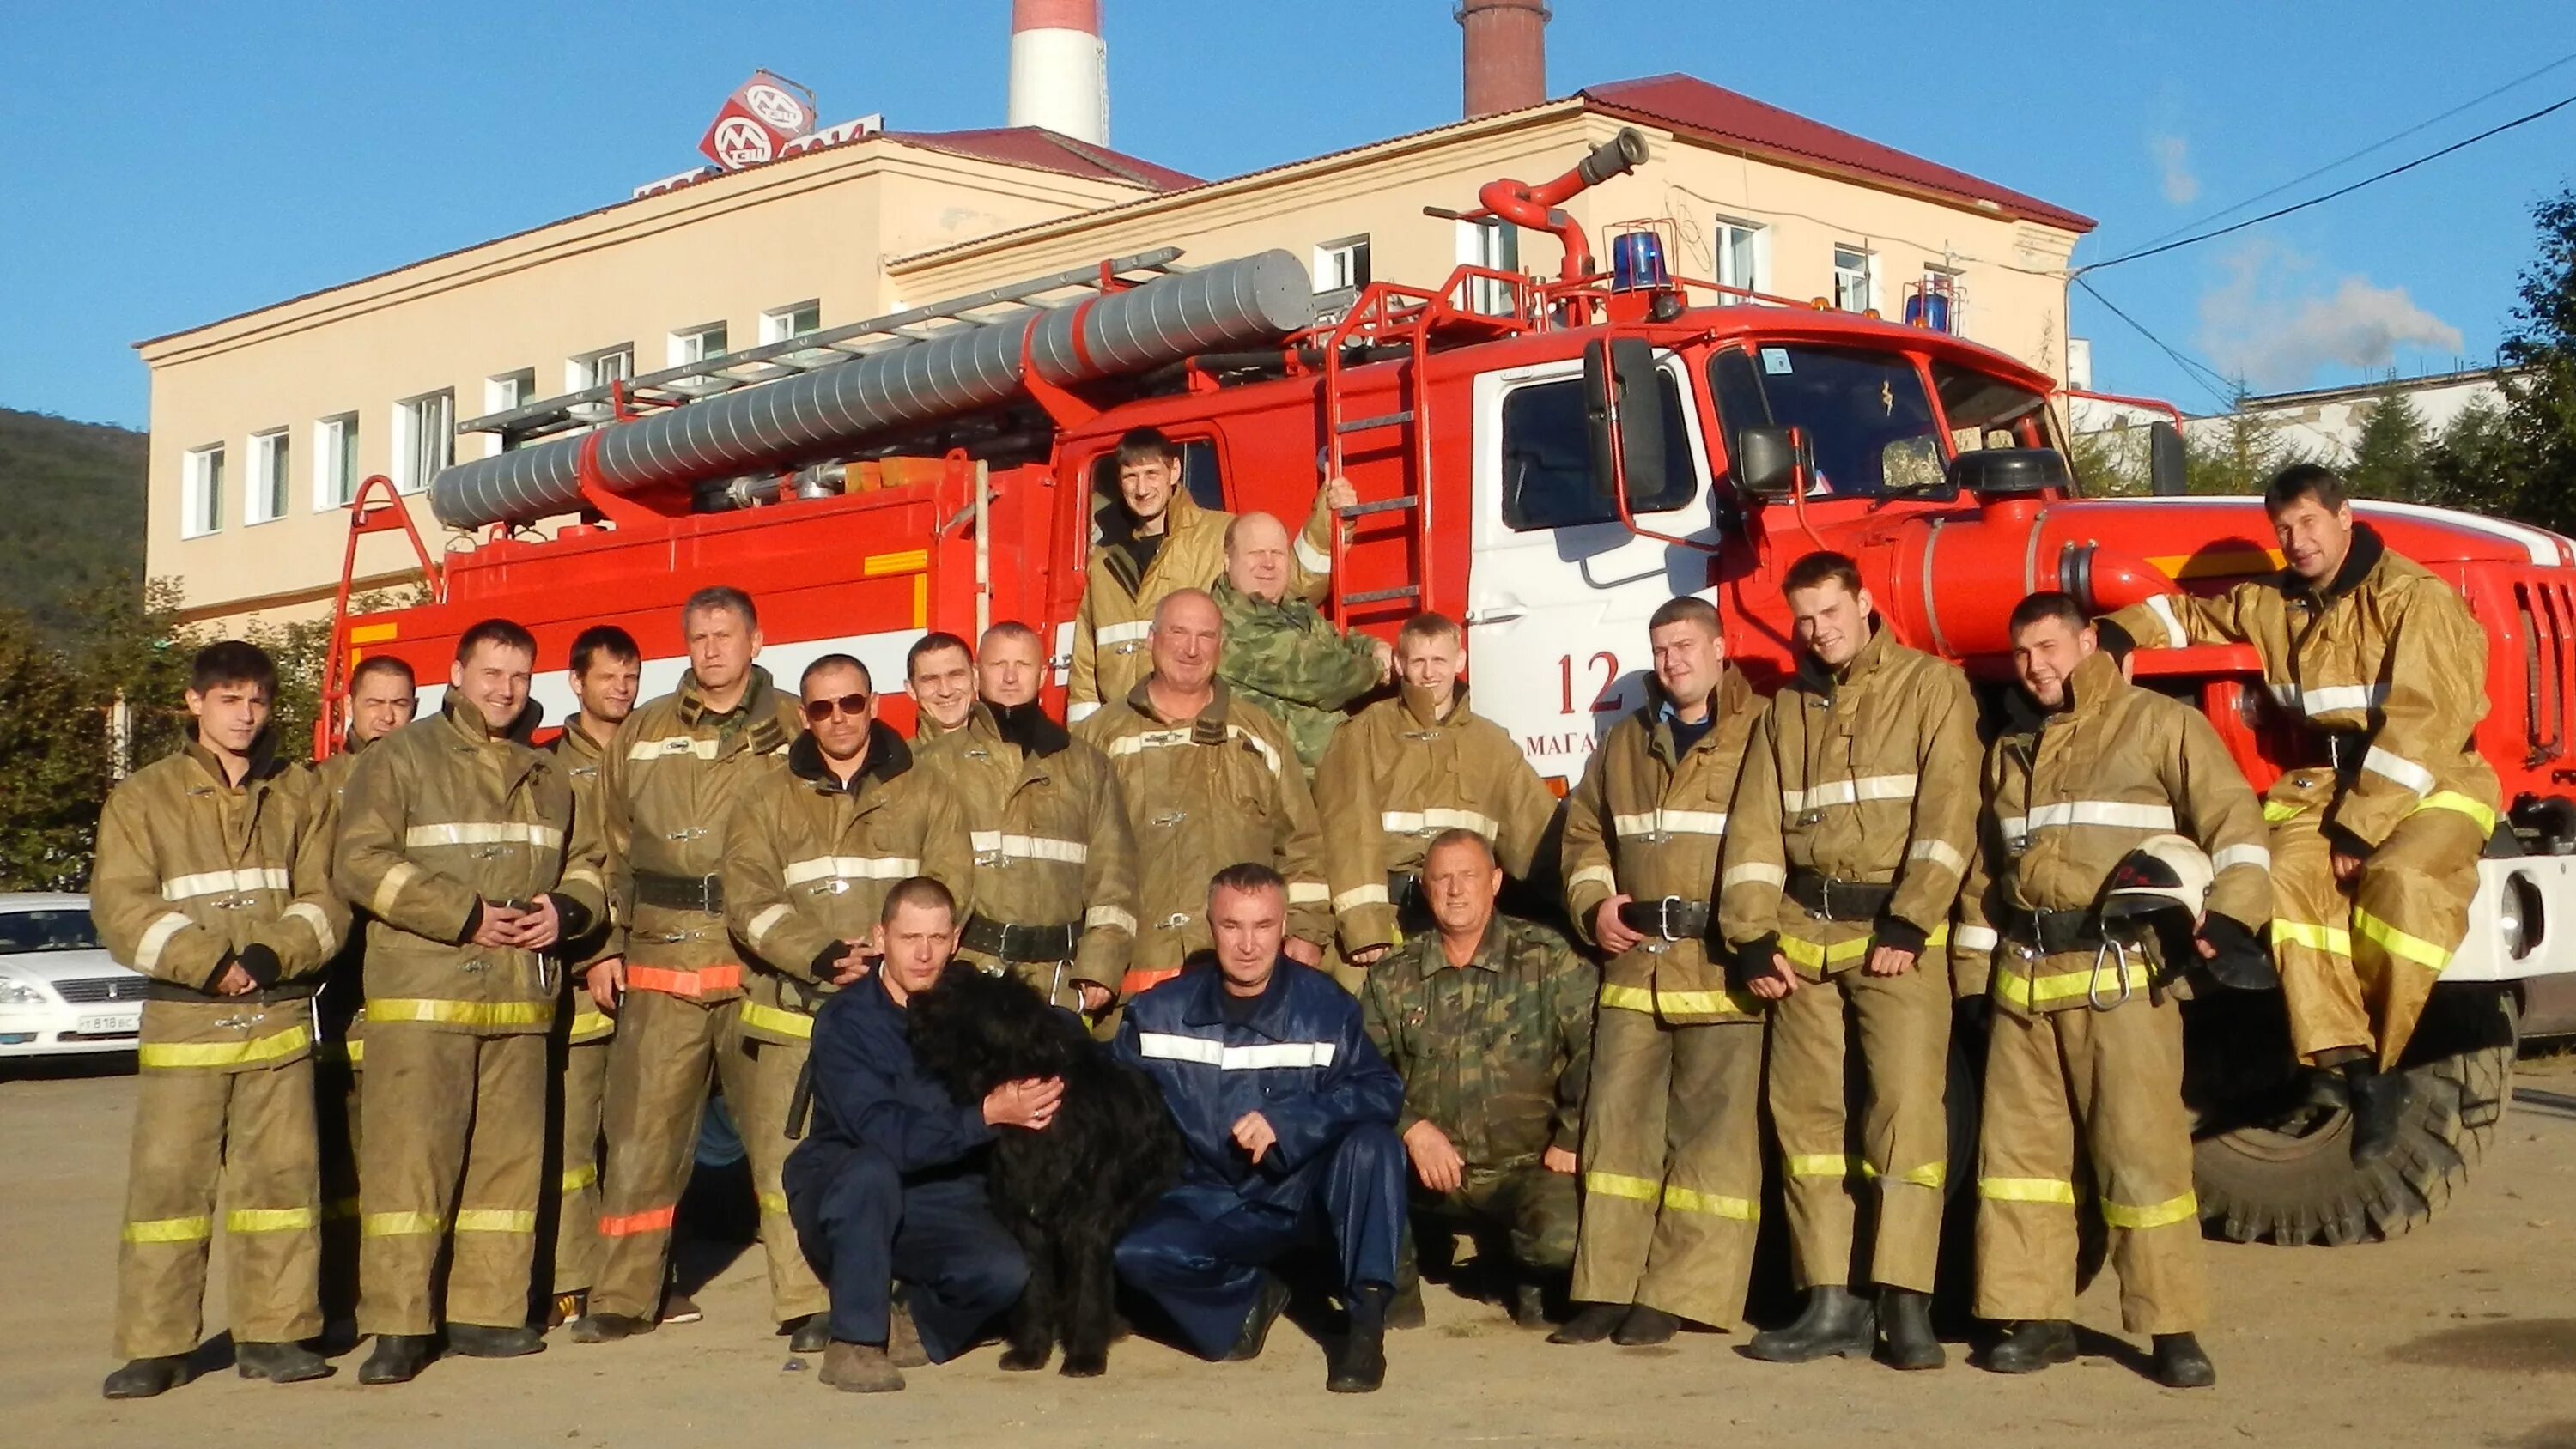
top-left (1212, 510), bottom-right (1391, 778)
top-left (2101, 464), bottom-right (2500, 1164)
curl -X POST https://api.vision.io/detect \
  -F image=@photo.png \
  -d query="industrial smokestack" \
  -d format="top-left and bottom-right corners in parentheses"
top-left (1008, 0), bottom-right (1109, 145)
top-left (1458, 0), bottom-right (1549, 118)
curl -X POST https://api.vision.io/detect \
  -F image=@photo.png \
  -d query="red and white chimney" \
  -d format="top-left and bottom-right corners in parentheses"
top-left (1007, 0), bottom-right (1109, 145)
top-left (1458, 0), bottom-right (1549, 118)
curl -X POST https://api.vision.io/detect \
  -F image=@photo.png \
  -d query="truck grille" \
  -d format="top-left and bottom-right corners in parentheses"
top-left (53, 977), bottom-right (146, 1004)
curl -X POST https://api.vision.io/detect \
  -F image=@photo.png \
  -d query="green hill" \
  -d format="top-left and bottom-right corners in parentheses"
top-left (0, 408), bottom-right (147, 637)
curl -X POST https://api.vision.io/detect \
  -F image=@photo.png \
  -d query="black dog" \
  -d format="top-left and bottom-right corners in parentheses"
top-left (907, 962), bottom-right (1181, 1376)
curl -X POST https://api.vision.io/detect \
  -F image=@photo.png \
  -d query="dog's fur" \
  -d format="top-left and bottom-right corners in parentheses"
top-left (907, 962), bottom-right (1181, 1376)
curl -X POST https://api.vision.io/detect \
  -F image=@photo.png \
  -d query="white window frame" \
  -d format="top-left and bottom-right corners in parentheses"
top-left (180, 443), bottom-right (224, 539)
top-left (758, 304), bottom-right (819, 346)
top-left (1313, 235), bottom-right (1370, 294)
top-left (1832, 245), bottom-right (1880, 313)
top-left (313, 413), bottom-right (358, 510)
top-left (392, 389), bottom-right (453, 496)
top-left (669, 322), bottom-right (729, 367)
top-left (1455, 219), bottom-right (1520, 315)
top-left (485, 369), bottom-right (535, 415)
top-left (1714, 215), bottom-right (1770, 295)
top-left (568, 344), bottom-right (633, 396)
top-left (246, 428), bottom-right (289, 525)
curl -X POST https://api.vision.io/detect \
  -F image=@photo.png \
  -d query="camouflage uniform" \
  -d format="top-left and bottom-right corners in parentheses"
top-left (1212, 577), bottom-right (1382, 775)
top-left (1358, 917), bottom-right (1595, 1276)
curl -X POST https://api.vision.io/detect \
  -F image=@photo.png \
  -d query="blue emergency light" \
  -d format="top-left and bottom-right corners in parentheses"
top-left (1611, 232), bottom-right (1668, 293)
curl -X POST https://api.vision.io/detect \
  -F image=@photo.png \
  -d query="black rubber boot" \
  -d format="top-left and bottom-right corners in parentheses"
top-left (1224, 1271), bottom-right (1292, 1362)
top-left (1387, 1276), bottom-right (1428, 1331)
top-left (446, 1323), bottom-right (545, 1359)
top-left (102, 1355), bottom-right (189, 1400)
top-left (786, 1314), bottom-right (830, 1354)
top-left (2153, 1332), bottom-right (2216, 1388)
top-left (357, 1333), bottom-right (438, 1385)
top-left (235, 1340), bottom-right (334, 1383)
top-left (1978, 1319), bottom-right (2078, 1374)
top-left (1613, 1304), bottom-right (1680, 1346)
top-left (567, 1313), bottom-right (654, 1344)
top-left (1509, 1277), bottom-right (1552, 1331)
top-left (2346, 1063), bottom-right (2414, 1165)
top-left (1745, 1286), bottom-right (1875, 1363)
top-left (1547, 1301), bottom-right (1627, 1345)
top-left (1327, 1284), bottom-right (1389, 1393)
top-left (1877, 1288), bottom-right (1944, 1370)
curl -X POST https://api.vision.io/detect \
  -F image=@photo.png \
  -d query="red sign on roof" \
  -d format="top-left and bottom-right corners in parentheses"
top-left (699, 70), bottom-right (817, 172)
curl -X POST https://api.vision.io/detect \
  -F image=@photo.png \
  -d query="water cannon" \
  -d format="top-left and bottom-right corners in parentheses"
top-left (1475, 127), bottom-right (1650, 284)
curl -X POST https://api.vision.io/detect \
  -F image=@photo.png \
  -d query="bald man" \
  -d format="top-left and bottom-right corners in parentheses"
top-left (1212, 511), bottom-right (1388, 777)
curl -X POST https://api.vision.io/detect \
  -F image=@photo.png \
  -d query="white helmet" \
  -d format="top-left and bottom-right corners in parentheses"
top-left (2099, 834), bottom-right (2214, 925)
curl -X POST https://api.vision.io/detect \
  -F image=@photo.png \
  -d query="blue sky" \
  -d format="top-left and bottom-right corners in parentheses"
top-left (3, 1), bottom-right (2570, 429)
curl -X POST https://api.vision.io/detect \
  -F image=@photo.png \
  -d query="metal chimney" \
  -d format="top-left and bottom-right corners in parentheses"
top-left (1008, 0), bottom-right (1109, 144)
top-left (1457, 0), bottom-right (1549, 118)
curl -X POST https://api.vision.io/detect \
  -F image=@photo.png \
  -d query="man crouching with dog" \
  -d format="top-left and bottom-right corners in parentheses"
top-left (781, 878), bottom-right (1051, 1392)
top-left (1112, 863), bottom-right (1408, 1392)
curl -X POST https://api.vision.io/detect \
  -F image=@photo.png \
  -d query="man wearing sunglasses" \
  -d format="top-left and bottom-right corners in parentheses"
top-left (723, 653), bottom-right (975, 1353)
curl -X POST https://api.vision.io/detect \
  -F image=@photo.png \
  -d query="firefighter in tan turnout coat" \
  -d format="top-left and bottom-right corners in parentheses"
top-left (332, 619), bottom-right (607, 1385)
top-left (1722, 551), bottom-right (1978, 1372)
top-left (1957, 591), bottom-right (2269, 1389)
top-left (93, 642), bottom-right (349, 1399)
top-left (2103, 464), bottom-right (2499, 1163)
top-left (1551, 596), bottom-right (1766, 1349)
top-left (723, 653), bottom-right (974, 1351)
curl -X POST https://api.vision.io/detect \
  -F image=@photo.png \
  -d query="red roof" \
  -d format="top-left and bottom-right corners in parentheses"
top-left (882, 126), bottom-right (1201, 193)
top-left (1581, 75), bottom-right (2094, 233)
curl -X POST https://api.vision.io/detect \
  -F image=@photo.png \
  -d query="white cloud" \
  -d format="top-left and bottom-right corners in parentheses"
top-left (2196, 241), bottom-right (2463, 391)
top-left (2148, 135), bottom-right (2200, 206)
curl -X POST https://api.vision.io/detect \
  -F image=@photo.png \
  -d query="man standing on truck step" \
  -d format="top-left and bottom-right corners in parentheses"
top-left (2101, 464), bottom-right (2500, 1164)
top-left (1954, 591), bottom-right (2267, 1389)
top-left (905, 632), bottom-right (977, 743)
top-left (93, 640), bottom-right (349, 1399)
top-left (573, 585), bottom-right (805, 1345)
top-left (1066, 425), bottom-right (1354, 723)
top-left (311, 653), bottom-right (416, 1340)
top-left (543, 625), bottom-right (640, 1330)
top-left (720, 652), bottom-right (974, 1355)
top-left (1722, 550), bottom-right (1978, 1372)
top-left (333, 618), bottom-right (607, 1385)
top-left (1077, 588), bottom-right (1333, 996)
top-left (920, 620), bottom-right (1139, 1016)
top-left (1212, 510), bottom-right (1390, 776)
top-left (1317, 610), bottom-right (1557, 973)
top-left (1552, 595), bottom-right (1766, 1349)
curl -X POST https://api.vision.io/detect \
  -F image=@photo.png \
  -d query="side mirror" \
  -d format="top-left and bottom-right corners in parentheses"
top-left (2148, 420), bottom-right (2187, 496)
top-left (1584, 336), bottom-right (1671, 514)
top-left (1733, 425), bottom-right (1811, 500)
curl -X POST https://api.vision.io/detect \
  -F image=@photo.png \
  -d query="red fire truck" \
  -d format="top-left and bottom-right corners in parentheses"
top-left (323, 130), bottom-right (2571, 1249)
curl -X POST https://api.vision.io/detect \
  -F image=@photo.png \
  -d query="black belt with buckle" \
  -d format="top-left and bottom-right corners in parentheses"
top-left (2009, 907), bottom-right (2105, 955)
top-left (1618, 896), bottom-right (1714, 942)
top-left (635, 871), bottom-right (724, 914)
top-left (959, 914), bottom-right (1079, 964)
top-left (2305, 728), bottom-right (2369, 773)
top-left (1784, 870), bottom-right (1893, 922)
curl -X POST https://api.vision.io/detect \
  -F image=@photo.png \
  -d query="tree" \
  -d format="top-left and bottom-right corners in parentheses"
top-left (2421, 396), bottom-right (2519, 515)
top-left (0, 609), bottom-right (109, 889)
top-left (2184, 388), bottom-right (2312, 496)
top-left (2345, 380), bottom-right (2433, 504)
top-left (2500, 185), bottom-right (2576, 535)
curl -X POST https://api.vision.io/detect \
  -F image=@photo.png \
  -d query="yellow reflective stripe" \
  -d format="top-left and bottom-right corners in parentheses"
top-left (1991, 957), bottom-right (2145, 1013)
top-left (1891, 1161), bottom-right (1947, 1190)
top-left (1978, 1176), bottom-right (2078, 1205)
top-left (367, 998), bottom-right (552, 1028)
top-left (454, 1209), bottom-right (538, 1234)
top-left (2353, 907), bottom-right (2451, 972)
top-left (226, 1206), bottom-right (318, 1234)
top-left (738, 1002), bottom-right (816, 1040)
top-left (122, 1215), bottom-right (213, 1244)
top-left (137, 1023), bottom-right (311, 1070)
top-left (2262, 801), bottom-right (2306, 823)
top-left (1784, 1154), bottom-right (1856, 1178)
top-left (362, 1211), bottom-right (445, 1238)
top-left (1779, 924), bottom-right (1948, 970)
top-left (568, 1009), bottom-right (613, 1039)
top-left (1596, 983), bottom-right (1760, 1018)
top-left (2413, 790), bottom-right (2499, 834)
top-left (1583, 1172), bottom-right (1662, 1203)
top-left (560, 1163), bottom-right (598, 1195)
top-left (757, 1190), bottom-right (790, 1215)
top-left (1661, 1185), bottom-right (1758, 1220)
top-left (2099, 1191), bottom-right (2199, 1229)
top-left (2271, 920), bottom-right (2354, 959)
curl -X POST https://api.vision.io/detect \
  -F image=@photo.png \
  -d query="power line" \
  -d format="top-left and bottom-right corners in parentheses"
top-left (2077, 90), bottom-right (2576, 275)
top-left (2074, 276), bottom-right (2239, 411)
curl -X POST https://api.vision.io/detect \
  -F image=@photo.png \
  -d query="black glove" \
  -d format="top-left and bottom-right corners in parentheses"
top-left (234, 943), bottom-right (283, 989)
top-left (544, 893), bottom-right (594, 943)
top-left (2195, 912), bottom-right (2277, 991)
top-left (1870, 915), bottom-right (1929, 959)
top-left (810, 940), bottom-right (855, 981)
top-left (1728, 933), bottom-right (1782, 991)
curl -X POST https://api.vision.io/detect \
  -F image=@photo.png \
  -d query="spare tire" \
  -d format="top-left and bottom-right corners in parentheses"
top-left (2190, 986), bottom-right (2517, 1246)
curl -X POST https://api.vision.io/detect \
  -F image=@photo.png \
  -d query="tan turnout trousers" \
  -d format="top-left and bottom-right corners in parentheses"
top-left (735, 1033), bottom-right (828, 1321)
top-left (590, 987), bottom-right (759, 1319)
top-left (116, 1052), bottom-right (324, 1359)
top-left (1570, 1009), bottom-right (1764, 1329)
top-left (357, 1028), bottom-right (546, 1334)
top-left (550, 1027), bottom-right (611, 1295)
top-left (1975, 982), bottom-right (2203, 1333)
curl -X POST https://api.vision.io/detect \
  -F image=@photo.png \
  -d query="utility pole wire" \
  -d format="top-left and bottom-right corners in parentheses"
top-left (2074, 276), bottom-right (2241, 412)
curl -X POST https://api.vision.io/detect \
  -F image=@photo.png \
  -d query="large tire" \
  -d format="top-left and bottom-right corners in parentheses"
top-left (2191, 986), bottom-right (2518, 1246)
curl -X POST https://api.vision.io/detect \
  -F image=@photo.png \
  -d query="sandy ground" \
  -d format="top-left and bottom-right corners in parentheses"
top-left (5, 1055), bottom-right (2575, 1449)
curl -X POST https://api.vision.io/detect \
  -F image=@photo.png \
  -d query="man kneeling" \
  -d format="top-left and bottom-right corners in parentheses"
top-left (1113, 864), bottom-right (1406, 1392)
top-left (782, 878), bottom-right (1054, 1391)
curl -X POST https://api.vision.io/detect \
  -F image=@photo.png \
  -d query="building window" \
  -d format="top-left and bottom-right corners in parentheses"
top-left (1832, 246), bottom-right (1877, 312)
top-left (1911, 265), bottom-right (1965, 336)
top-left (392, 390), bottom-right (453, 495)
top-left (1715, 217), bottom-right (1767, 294)
top-left (484, 370), bottom-right (537, 453)
top-left (569, 344), bottom-right (633, 396)
top-left (1456, 219), bottom-right (1519, 315)
top-left (181, 444), bottom-right (224, 539)
top-left (671, 323), bottom-right (729, 366)
top-left (314, 413), bottom-right (359, 509)
top-left (759, 304), bottom-right (820, 345)
top-left (247, 429), bottom-right (289, 524)
top-left (1314, 235), bottom-right (1371, 293)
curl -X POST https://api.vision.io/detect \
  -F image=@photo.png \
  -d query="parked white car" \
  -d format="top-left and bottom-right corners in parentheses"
top-left (0, 893), bottom-right (146, 1060)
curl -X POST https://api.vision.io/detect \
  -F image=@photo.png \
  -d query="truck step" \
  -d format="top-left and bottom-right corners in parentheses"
top-left (1342, 585), bottom-right (1423, 606)
top-left (1339, 495), bottom-right (1420, 519)
top-left (1335, 410), bottom-right (1416, 435)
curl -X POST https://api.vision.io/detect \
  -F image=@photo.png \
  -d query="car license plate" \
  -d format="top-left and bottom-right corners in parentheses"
top-left (77, 1009), bottom-right (141, 1036)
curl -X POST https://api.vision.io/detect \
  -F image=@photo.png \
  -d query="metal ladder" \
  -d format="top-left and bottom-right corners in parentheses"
top-left (1320, 284), bottom-right (1441, 621)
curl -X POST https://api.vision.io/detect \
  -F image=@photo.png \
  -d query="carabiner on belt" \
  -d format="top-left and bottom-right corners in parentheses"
top-left (2087, 937), bottom-right (2136, 1012)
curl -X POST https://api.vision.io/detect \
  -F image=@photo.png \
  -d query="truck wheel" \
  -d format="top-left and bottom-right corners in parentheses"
top-left (2192, 988), bottom-right (2517, 1246)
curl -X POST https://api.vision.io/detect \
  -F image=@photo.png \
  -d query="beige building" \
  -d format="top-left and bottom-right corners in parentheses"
top-left (137, 74), bottom-right (2093, 631)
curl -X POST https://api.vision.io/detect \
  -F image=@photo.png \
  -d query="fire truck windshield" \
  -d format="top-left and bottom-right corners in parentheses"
top-left (1708, 344), bottom-right (1944, 498)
